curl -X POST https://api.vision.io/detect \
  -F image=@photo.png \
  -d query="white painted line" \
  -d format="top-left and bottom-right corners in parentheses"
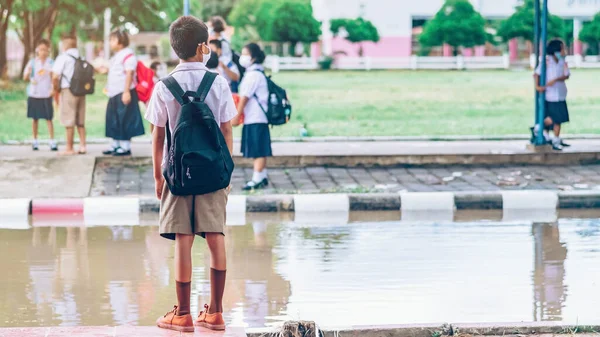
top-left (400, 192), bottom-right (455, 211)
top-left (502, 190), bottom-right (558, 210)
top-left (401, 209), bottom-right (454, 223)
top-left (503, 209), bottom-right (558, 223)
top-left (294, 194), bottom-right (349, 212)
top-left (0, 199), bottom-right (30, 230)
top-left (226, 195), bottom-right (246, 226)
top-left (83, 197), bottom-right (140, 226)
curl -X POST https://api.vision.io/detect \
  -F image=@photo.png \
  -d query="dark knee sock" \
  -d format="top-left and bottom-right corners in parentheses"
top-left (176, 281), bottom-right (191, 316)
top-left (209, 268), bottom-right (226, 313)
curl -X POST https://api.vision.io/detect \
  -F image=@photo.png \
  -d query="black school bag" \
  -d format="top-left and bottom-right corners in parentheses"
top-left (67, 55), bottom-right (95, 96)
top-left (254, 71), bottom-right (292, 126)
top-left (161, 72), bottom-right (234, 196)
top-left (220, 39), bottom-right (245, 79)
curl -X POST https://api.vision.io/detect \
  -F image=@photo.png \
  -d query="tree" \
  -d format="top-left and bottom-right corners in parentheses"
top-left (0, 0), bottom-right (15, 78)
top-left (580, 12), bottom-right (600, 54)
top-left (497, 0), bottom-right (565, 42)
top-left (419, 0), bottom-right (486, 54)
top-left (330, 17), bottom-right (379, 56)
top-left (268, 0), bottom-right (321, 55)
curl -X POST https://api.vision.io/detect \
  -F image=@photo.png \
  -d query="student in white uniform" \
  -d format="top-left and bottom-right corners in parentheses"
top-left (209, 39), bottom-right (240, 92)
top-left (24, 39), bottom-right (57, 151)
top-left (208, 16), bottom-right (232, 63)
top-left (102, 29), bottom-right (145, 156)
top-left (52, 34), bottom-right (87, 156)
top-left (534, 39), bottom-right (571, 151)
top-left (233, 43), bottom-right (272, 191)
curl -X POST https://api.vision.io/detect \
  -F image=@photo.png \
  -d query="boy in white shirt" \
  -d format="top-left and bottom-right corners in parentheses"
top-left (534, 39), bottom-right (571, 151)
top-left (52, 34), bottom-right (87, 155)
top-left (145, 16), bottom-right (236, 333)
top-left (24, 39), bottom-right (57, 151)
top-left (102, 29), bottom-right (145, 156)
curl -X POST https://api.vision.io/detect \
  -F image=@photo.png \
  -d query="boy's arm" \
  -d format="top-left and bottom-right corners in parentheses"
top-left (152, 125), bottom-right (165, 199)
top-left (220, 121), bottom-right (234, 155)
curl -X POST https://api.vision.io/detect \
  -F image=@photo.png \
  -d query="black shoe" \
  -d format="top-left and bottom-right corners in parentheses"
top-left (102, 148), bottom-right (117, 155)
top-left (32, 144), bottom-right (39, 151)
top-left (50, 144), bottom-right (58, 151)
top-left (113, 148), bottom-right (132, 156)
top-left (560, 141), bottom-right (571, 147)
top-left (551, 143), bottom-right (563, 151)
top-left (242, 178), bottom-right (268, 191)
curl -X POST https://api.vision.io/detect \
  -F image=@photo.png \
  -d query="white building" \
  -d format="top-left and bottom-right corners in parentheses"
top-left (311, 0), bottom-right (600, 59)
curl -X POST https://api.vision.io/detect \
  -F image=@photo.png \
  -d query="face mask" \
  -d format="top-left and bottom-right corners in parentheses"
top-left (206, 51), bottom-right (219, 69)
top-left (554, 52), bottom-right (563, 60)
top-left (200, 45), bottom-right (212, 66)
top-left (239, 55), bottom-right (252, 68)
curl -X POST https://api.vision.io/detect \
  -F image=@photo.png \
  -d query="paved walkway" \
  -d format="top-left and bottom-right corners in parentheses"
top-left (91, 162), bottom-right (600, 196)
top-left (2, 139), bottom-right (600, 159)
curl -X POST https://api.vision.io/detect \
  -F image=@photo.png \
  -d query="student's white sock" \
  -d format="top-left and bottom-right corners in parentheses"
top-left (33, 139), bottom-right (39, 146)
top-left (120, 140), bottom-right (131, 151)
top-left (49, 139), bottom-right (56, 146)
top-left (259, 169), bottom-right (268, 181)
top-left (111, 139), bottom-right (120, 149)
top-left (252, 171), bottom-right (262, 183)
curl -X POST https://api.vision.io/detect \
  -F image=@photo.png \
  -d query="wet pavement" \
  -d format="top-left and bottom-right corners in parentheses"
top-left (91, 163), bottom-right (600, 196)
top-left (1, 213), bottom-right (600, 328)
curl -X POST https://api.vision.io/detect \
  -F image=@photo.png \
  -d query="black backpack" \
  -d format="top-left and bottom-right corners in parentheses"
top-left (254, 71), bottom-right (292, 126)
top-left (67, 55), bottom-right (95, 96)
top-left (161, 71), bottom-right (234, 196)
top-left (220, 39), bottom-right (245, 80)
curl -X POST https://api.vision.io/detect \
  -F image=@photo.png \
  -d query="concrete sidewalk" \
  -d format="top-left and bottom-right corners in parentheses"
top-left (2, 139), bottom-right (600, 167)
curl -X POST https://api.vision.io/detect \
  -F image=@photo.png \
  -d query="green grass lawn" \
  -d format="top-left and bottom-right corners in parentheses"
top-left (2, 69), bottom-right (600, 142)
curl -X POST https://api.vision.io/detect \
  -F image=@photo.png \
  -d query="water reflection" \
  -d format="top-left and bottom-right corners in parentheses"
top-left (1, 217), bottom-right (600, 327)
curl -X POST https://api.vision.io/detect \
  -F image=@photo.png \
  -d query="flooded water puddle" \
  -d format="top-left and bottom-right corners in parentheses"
top-left (1, 212), bottom-right (600, 328)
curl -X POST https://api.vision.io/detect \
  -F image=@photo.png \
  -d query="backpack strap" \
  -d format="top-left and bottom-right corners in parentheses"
top-left (162, 76), bottom-right (187, 106)
top-left (196, 71), bottom-right (218, 102)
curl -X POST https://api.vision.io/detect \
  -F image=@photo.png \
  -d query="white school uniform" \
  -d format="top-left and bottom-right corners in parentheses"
top-left (25, 57), bottom-right (54, 98)
top-left (218, 36), bottom-right (233, 64)
top-left (107, 48), bottom-right (137, 98)
top-left (238, 64), bottom-right (269, 125)
top-left (52, 48), bottom-right (79, 89)
top-left (217, 61), bottom-right (240, 87)
top-left (535, 57), bottom-right (570, 102)
top-left (144, 62), bottom-right (237, 168)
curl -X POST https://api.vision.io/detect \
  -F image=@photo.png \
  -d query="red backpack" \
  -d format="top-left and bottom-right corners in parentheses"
top-left (123, 54), bottom-right (155, 104)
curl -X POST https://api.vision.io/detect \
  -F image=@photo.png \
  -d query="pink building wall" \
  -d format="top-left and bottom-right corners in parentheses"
top-left (327, 36), bottom-right (412, 57)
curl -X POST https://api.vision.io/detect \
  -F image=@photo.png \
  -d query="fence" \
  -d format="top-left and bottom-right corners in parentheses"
top-left (265, 55), bottom-right (510, 72)
top-left (530, 54), bottom-right (600, 69)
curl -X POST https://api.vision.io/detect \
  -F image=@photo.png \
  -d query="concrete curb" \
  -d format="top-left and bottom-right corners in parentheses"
top-left (246, 322), bottom-right (600, 337)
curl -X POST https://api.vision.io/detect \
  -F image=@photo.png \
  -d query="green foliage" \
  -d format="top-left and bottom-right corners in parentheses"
top-left (419, 0), bottom-right (486, 49)
top-left (330, 18), bottom-right (379, 44)
top-left (268, 0), bottom-right (320, 45)
top-left (497, 0), bottom-right (565, 42)
top-left (580, 13), bottom-right (600, 45)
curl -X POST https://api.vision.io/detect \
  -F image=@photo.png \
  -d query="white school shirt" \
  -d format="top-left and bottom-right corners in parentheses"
top-left (217, 61), bottom-right (240, 87)
top-left (239, 64), bottom-right (269, 125)
top-left (52, 48), bottom-right (79, 89)
top-left (535, 57), bottom-right (570, 102)
top-left (144, 62), bottom-right (237, 168)
top-left (107, 48), bottom-right (137, 98)
top-left (25, 57), bottom-right (54, 98)
top-left (218, 36), bottom-right (233, 64)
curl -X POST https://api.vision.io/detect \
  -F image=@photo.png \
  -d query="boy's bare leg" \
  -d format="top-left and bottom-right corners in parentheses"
top-left (59, 127), bottom-right (76, 155)
top-left (46, 120), bottom-right (55, 140)
top-left (77, 126), bottom-right (87, 153)
top-left (205, 233), bottom-right (226, 314)
top-left (175, 233), bottom-right (195, 316)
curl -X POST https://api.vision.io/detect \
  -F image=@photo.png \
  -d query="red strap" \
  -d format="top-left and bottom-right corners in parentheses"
top-left (123, 54), bottom-right (134, 64)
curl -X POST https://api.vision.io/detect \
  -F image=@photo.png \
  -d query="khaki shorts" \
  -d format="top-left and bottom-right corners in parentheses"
top-left (60, 89), bottom-right (86, 127)
top-left (159, 182), bottom-right (228, 240)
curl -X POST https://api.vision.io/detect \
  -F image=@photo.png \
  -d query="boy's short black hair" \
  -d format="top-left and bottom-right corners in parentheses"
top-left (150, 61), bottom-right (161, 71)
top-left (209, 39), bottom-right (222, 49)
top-left (211, 16), bottom-right (226, 33)
top-left (110, 29), bottom-right (130, 47)
top-left (547, 39), bottom-right (564, 55)
top-left (170, 16), bottom-right (209, 60)
top-left (37, 39), bottom-right (50, 48)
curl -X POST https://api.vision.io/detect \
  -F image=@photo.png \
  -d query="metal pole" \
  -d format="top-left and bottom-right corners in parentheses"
top-left (184, 0), bottom-right (190, 16)
top-left (533, 0), bottom-right (540, 140)
top-left (535, 0), bottom-right (548, 146)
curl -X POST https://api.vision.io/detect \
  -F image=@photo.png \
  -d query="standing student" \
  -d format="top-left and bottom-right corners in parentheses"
top-left (534, 39), bottom-right (571, 151)
top-left (24, 39), bottom-right (57, 151)
top-left (209, 39), bottom-right (240, 92)
top-left (145, 16), bottom-right (236, 333)
top-left (208, 16), bottom-right (232, 62)
top-left (102, 29), bottom-right (145, 156)
top-left (52, 34), bottom-right (87, 155)
top-left (232, 43), bottom-right (271, 190)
